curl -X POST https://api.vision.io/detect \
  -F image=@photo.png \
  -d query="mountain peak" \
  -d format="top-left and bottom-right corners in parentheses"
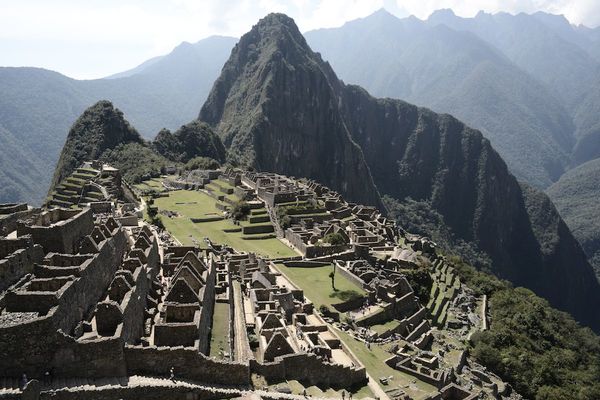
top-left (428, 8), bottom-right (456, 22)
top-left (49, 100), bottom-right (142, 191)
top-left (198, 12), bottom-right (382, 207)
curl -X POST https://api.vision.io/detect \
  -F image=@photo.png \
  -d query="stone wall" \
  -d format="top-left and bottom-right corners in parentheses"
top-left (0, 229), bottom-right (127, 377)
top-left (16, 208), bottom-right (94, 254)
top-left (0, 206), bottom-right (37, 236)
top-left (119, 265), bottom-right (150, 344)
top-left (0, 237), bottom-right (43, 291)
top-left (124, 345), bottom-right (250, 385)
top-left (335, 264), bottom-right (366, 290)
top-left (251, 353), bottom-right (367, 388)
top-left (39, 384), bottom-right (238, 400)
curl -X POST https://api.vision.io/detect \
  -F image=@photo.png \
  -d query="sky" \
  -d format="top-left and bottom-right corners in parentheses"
top-left (0, 0), bottom-right (598, 79)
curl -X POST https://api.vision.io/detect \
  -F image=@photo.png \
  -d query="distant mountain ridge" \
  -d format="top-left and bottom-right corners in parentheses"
top-left (197, 12), bottom-right (600, 331)
top-left (0, 35), bottom-right (237, 204)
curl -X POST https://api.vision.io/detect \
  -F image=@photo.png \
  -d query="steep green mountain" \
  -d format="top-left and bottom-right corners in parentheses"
top-left (154, 120), bottom-right (226, 163)
top-left (50, 100), bottom-right (144, 189)
top-left (305, 9), bottom-right (574, 188)
top-left (547, 158), bottom-right (600, 278)
top-left (0, 35), bottom-right (236, 205)
top-left (51, 100), bottom-right (226, 191)
top-left (198, 13), bottom-right (600, 331)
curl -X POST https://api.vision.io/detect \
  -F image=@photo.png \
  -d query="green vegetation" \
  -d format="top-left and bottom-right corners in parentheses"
top-left (231, 200), bottom-right (251, 221)
top-left (184, 156), bottom-right (220, 171)
top-left (401, 266), bottom-right (432, 304)
top-left (273, 263), bottom-right (365, 308)
top-left (50, 100), bottom-right (144, 192)
top-left (152, 190), bottom-right (296, 258)
top-left (154, 120), bottom-right (226, 163)
top-left (449, 256), bottom-right (600, 400)
top-left (383, 196), bottom-right (492, 270)
top-left (547, 158), bottom-right (600, 278)
top-left (322, 232), bottom-right (346, 246)
top-left (101, 142), bottom-right (175, 184)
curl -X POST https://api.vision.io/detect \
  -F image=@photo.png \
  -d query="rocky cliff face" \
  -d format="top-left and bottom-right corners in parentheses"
top-left (199, 14), bottom-right (381, 207)
top-left (198, 13), bottom-right (600, 331)
top-left (341, 85), bottom-right (600, 328)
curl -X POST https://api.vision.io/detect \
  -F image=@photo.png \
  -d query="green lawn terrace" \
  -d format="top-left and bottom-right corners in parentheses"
top-left (209, 301), bottom-right (231, 359)
top-left (134, 176), bottom-right (166, 193)
top-left (150, 189), bottom-right (297, 258)
top-left (272, 261), bottom-right (366, 311)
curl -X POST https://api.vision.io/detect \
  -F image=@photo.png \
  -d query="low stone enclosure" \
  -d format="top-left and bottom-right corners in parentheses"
top-left (0, 164), bottom-right (521, 400)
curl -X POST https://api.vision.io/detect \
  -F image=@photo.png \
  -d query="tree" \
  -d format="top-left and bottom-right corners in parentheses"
top-left (323, 232), bottom-right (346, 246)
top-left (329, 264), bottom-right (337, 291)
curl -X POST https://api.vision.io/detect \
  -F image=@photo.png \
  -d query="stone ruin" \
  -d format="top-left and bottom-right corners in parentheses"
top-left (0, 163), bottom-right (522, 400)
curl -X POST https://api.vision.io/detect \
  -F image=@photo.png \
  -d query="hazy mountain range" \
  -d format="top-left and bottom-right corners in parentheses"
top-left (0, 35), bottom-right (236, 203)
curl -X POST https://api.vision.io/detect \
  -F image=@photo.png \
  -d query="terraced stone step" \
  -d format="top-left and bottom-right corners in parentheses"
top-left (50, 199), bottom-right (74, 208)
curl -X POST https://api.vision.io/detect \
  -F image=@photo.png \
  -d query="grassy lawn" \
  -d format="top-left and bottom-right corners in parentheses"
top-left (134, 177), bottom-right (165, 192)
top-left (281, 379), bottom-right (374, 398)
top-left (273, 263), bottom-right (365, 309)
top-left (336, 330), bottom-right (437, 399)
top-left (153, 190), bottom-right (297, 258)
top-left (209, 302), bottom-right (230, 359)
top-left (370, 319), bottom-right (401, 335)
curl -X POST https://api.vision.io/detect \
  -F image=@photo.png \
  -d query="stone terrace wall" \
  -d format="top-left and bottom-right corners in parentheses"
top-left (251, 353), bottom-right (367, 388)
top-left (198, 260), bottom-right (217, 355)
top-left (120, 266), bottom-right (150, 344)
top-left (124, 345), bottom-right (250, 385)
top-left (39, 384), bottom-right (238, 400)
top-left (0, 207), bottom-right (37, 236)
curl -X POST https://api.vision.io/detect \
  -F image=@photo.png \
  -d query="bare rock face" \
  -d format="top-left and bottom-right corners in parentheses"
top-left (198, 13), bottom-right (600, 331)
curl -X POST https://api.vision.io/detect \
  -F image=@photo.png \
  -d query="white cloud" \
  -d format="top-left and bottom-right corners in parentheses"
top-left (0, 0), bottom-right (597, 79)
